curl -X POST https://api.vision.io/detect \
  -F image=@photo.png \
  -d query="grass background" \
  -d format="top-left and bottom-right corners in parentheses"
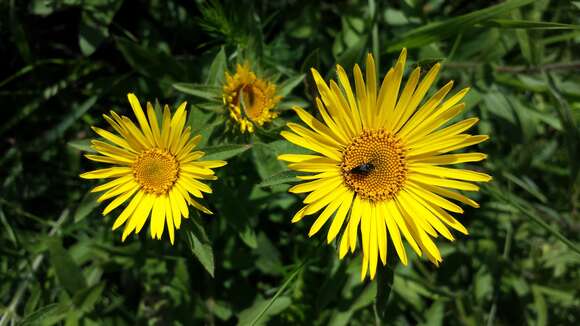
top-left (1, 0), bottom-right (579, 325)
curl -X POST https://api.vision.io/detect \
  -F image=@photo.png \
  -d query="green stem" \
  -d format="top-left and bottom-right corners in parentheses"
top-left (249, 243), bottom-right (320, 325)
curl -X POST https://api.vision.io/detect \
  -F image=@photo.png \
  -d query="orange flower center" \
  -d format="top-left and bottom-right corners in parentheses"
top-left (238, 84), bottom-right (268, 120)
top-left (133, 148), bottom-right (179, 195)
top-left (340, 129), bottom-right (407, 201)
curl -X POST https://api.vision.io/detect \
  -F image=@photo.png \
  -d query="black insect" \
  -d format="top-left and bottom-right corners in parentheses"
top-left (350, 162), bottom-right (374, 175)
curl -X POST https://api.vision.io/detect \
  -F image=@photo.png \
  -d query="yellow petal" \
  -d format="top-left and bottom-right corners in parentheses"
top-left (348, 195), bottom-right (363, 252)
top-left (335, 64), bottom-right (362, 132)
top-left (122, 193), bottom-right (154, 241)
top-left (308, 195), bottom-right (342, 237)
top-left (165, 197), bottom-right (175, 244)
top-left (382, 201), bottom-right (408, 265)
top-left (281, 131), bottom-right (342, 161)
top-left (326, 191), bottom-right (354, 243)
top-left (146, 102), bottom-right (162, 146)
top-left (398, 80), bottom-right (454, 139)
top-left (406, 183), bottom-right (464, 214)
top-left (80, 167), bottom-right (132, 179)
top-left (303, 179), bottom-right (343, 204)
top-left (409, 153), bottom-right (487, 165)
top-left (385, 200), bottom-right (420, 257)
top-left (377, 205), bottom-right (388, 266)
top-left (289, 176), bottom-right (340, 194)
top-left (353, 64), bottom-right (369, 129)
top-left (410, 165), bottom-right (492, 182)
top-left (304, 186), bottom-right (349, 216)
top-left (97, 180), bottom-right (138, 203)
top-left (339, 230), bottom-right (350, 259)
top-left (390, 67), bottom-right (420, 132)
top-left (365, 53), bottom-right (377, 122)
top-left (102, 184), bottom-right (139, 216)
top-left (127, 93), bottom-right (155, 145)
top-left (393, 64), bottom-right (440, 134)
top-left (91, 175), bottom-right (133, 193)
top-left (278, 153), bottom-right (324, 163)
top-left (112, 190), bottom-right (144, 230)
top-left (401, 190), bottom-right (454, 241)
top-left (151, 196), bottom-right (165, 238)
top-left (91, 126), bottom-right (133, 152)
top-left (369, 206), bottom-right (379, 280)
top-left (408, 173), bottom-right (480, 192)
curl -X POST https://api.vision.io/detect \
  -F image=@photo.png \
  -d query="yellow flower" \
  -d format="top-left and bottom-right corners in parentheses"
top-left (80, 93), bottom-right (226, 244)
top-left (223, 63), bottom-right (281, 133)
top-left (279, 50), bottom-right (491, 280)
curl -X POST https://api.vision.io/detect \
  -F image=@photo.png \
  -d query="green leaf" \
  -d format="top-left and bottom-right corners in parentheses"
top-left (276, 74), bottom-right (305, 97)
top-left (544, 73), bottom-right (580, 185)
top-left (245, 250), bottom-right (316, 325)
top-left (374, 264), bottom-right (394, 322)
top-left (482, 91), bottom-right (517, 124)
top-left (116, 38), bottom-right (184, 82)
top-left (72, 283), bottom-right (105, 312)
top-left (206, 46), bottom-right (227, 86)
top-left (334, 35), bottom-right (368, 75)
top-left (185, 218), bottom-right (215, 277)
top-left (254, 233), bottom-right (283, 275)
top-left (237, 296), bottom-right (292, 326)
top-left (47, 237), bottom-right (88, 295)
top-left (386, 0), bottom-right (536, 51)
top-left (238, 225), bottom-right (258, 249)
top-left (329, 282), bottom-right (377, 326)
top-left (68, 139), bottom-right (95, 153)
top-left (0, 207), bottom-right (17, 246)
top-left (474, 268), bottom-right (493, 301)
top-left (79, 0), bottom-right (123, 56)
top-left (201, 144), bottom-right (252, 160)
top-left (419, 302), bottom-right (445, 326)
top-left (502, 172), bottom-right (547, 203)
top-left (19, 303), bottom-right (69, 326)
top-left (484, 184), bottom-right (580, 256)
top-left (173, 83), bottom-right (221, 101)
top-left (73, 191), bottom-right (101, 223)
top-left (482, 19), bottom-right (580, 29)
top-left (532, 285), bottom-right (548, 326)
top-left (252, 143), bottom-right (286, 180)
top-left (37, 96), bottom-right (98, 146)
top-left (257, 170), bottom-right (300, 188)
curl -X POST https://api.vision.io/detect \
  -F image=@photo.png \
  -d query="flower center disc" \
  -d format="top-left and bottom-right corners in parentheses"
top-left (340, 129), bottom-right (408, 201)
top-left (133, 148), bottom-right (179, 195)
top-left (239, 84), bottom-right (267, 120)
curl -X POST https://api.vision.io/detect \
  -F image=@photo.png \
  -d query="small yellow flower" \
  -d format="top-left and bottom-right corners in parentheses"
top-left (279, 50), bottom-right (491, 280)
top-left (80, 93), bottom-right (226, 244)
top-left (223, 63), bottom-right (281, 133)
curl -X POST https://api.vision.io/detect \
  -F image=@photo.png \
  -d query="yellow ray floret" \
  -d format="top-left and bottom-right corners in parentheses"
top-left (279, 50), bottom-right (491, 281)
top-left (81, 93), bottom-right (226, 244)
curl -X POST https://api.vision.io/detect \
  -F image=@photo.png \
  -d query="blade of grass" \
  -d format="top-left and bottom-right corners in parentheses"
top-left (544, 72), bottom-right (580, 186)
top-left (386, 0), bottom-right (535, 52)
top-left (482, 19), bottom-right (580, 29)
top-left (249, 241), bottom-right (322, 325)
top-left (484, 184), bottom-right (580, 256)
top-left (249, 258), bottom-right (309, 325)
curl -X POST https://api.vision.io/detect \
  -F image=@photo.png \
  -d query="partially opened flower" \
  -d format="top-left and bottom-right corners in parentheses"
top-left (81, 94), bottom-right (226, 244)
top-left (279, 50), bottom-right (491, 280)
top-left (223, 63), bottom-right (281, 133)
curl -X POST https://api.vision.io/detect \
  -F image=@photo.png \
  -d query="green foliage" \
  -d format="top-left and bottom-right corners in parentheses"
top-left (1, 0), bottom-right (579, 325)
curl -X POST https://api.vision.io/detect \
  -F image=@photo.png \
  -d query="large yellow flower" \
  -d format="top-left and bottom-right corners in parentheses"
top-left (80, 93), bottom-right (226, 244)
top-left (279, 50), bottom-right (491, 280)
top-left (223, 63), bottom-right (281, 133)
